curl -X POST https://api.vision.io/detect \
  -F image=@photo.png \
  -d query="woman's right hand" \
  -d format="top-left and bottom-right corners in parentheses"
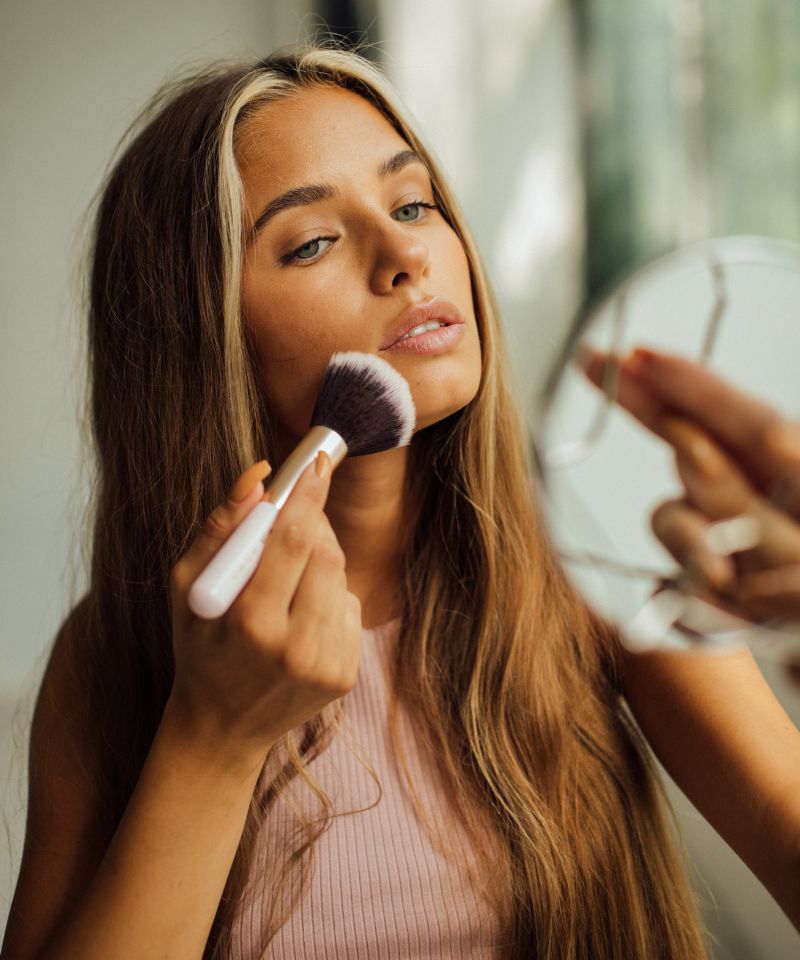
top-left (166, 453), bottom-right (362, 760)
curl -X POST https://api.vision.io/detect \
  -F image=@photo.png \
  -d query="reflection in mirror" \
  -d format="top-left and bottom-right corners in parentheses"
top-left (537, 236), bottom-right (800, 664)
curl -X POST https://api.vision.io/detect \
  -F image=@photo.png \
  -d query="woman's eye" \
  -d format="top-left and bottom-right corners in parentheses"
top-left (284, 236), bottom-right (335, 265)
top-left (392, 200), bottom-right (437, 223)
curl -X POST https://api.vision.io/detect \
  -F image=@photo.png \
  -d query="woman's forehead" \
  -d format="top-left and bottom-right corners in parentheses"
top-left (236, 86), bottom-right (413, 198)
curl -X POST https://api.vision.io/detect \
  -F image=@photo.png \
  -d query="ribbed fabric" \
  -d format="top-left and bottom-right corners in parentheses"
top-left (227, 619), bottom-right (505, 960)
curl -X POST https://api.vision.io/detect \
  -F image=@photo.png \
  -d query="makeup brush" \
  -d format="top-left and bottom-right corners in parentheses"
top-left (188, 351), bottom-right (416, 619)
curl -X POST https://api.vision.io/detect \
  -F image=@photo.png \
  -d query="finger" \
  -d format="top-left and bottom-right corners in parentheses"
top-left (289, 587), bottom-right (363, 690)
top-left (290, 564), bottom-right (349, 684)
top-left (241, 452), bottom-right (332, 611)
top-left (658, 417), bottom-right (756, 519)
top-left (763, 421), bottom-right (800, 518)
top-left (287, 512), bottom-right (352, 685)
top-left (623, 348), bottom-right (788, 487)
top-left (289, 520), bottom-right (347, 630)
top-left (579, 346), bottom-right (667, 432)
top-left (174, 460), bottom-right (272, 580)
top-left (737, 565), bottom-right (800, 619)
top-left (584, 347), bottom-right (800, 500)
top-left (651, 498), bottom-right (735, 590)
top-left (661, 420), bottom-right (800, 567)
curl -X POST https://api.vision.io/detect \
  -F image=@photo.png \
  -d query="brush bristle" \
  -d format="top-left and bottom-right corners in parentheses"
top-left (310, 352), bottom-right (416, 456)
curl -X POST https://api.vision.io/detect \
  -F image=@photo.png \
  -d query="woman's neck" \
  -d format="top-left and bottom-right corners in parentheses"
top-left (324, 444), bottom-right (410, 629)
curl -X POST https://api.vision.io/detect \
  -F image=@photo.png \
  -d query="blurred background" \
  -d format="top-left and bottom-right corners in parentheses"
top-left (2, 1), bottom-right (799, 955)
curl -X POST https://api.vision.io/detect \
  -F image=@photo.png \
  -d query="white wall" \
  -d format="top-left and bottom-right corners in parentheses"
top-left (0, 0), bottom-right (312, 932)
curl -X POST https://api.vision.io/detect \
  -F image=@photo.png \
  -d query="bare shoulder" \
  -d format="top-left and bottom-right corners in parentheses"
top-left (2, 598), bottom-right (112, 960)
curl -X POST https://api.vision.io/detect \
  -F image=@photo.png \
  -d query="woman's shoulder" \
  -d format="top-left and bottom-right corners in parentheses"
top-left (39, 595), bottom-right (92, 695)
top-left (3, 596), bottom-right (113, 959)
top-left (27, 593), bottom-right (112, 854)
top-left (32, 594), bottom-right (105, 783)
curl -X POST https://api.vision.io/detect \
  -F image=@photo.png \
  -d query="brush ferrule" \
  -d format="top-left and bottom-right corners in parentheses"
top-left (265, 425), bottom-right (347, 510)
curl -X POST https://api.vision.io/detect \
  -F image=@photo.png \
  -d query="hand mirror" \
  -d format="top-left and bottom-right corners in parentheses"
top-left (536, 235), bottom-right (800, 665)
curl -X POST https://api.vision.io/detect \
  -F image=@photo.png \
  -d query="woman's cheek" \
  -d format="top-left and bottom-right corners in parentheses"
top-left (242, 285), bottom-right (346, 432)
top-left (242, 277), bottom-right (320, 363)
top-left (248, 319), bottom-right (320, 363)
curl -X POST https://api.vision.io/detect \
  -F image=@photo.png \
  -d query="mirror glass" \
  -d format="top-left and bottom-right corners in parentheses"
top-left (537, 235), bottom-right (800, 663)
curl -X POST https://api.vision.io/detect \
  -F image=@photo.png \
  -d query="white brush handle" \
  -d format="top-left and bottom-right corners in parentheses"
top-left (188, 501), bottom-right (279, 619)
top-left (187, 426), bottom-right (348, 620)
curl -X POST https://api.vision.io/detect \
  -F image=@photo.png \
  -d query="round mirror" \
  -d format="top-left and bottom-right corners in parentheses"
top-left (536, 235), bottom-right (800, 664)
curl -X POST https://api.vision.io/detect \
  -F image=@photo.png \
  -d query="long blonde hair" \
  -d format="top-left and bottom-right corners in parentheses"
top-left (68, 45), bottom-right (710, 958)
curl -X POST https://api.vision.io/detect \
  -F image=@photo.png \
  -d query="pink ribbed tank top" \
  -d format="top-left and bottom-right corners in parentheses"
top-left (227, 619), bottom-right (506, 959)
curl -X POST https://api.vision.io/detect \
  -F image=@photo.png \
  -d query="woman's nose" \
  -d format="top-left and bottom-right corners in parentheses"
top-left (369, 221), bottom-right (430, 295)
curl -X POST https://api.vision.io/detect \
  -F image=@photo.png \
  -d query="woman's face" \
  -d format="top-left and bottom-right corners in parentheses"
top-left (236, 85), bottom-right (482, 447)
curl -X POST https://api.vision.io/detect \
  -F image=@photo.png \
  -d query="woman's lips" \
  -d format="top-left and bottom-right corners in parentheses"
top-left (380, 322), bottom-right (466, 354)
top-left (379, 297), bottom-right (465, 350)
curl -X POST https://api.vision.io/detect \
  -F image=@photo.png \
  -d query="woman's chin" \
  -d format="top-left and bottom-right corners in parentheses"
top-left (412, 400), bottom-right (473, 434)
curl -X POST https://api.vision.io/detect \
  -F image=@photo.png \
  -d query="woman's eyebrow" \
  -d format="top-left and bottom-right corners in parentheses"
top-left (249, 149), bottom-right (425, 239)
top-left (250, 183), bottom-right (337, 237)
top-left (378, 149), bottom-right (423, 178)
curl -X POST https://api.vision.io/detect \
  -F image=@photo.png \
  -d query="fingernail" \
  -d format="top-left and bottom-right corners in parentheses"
top-left (660, 417), bottom-right (725, 478)
top-left (704, 515), bottom-right (761, 555)
top-left (315, 450), bottom-right (332, 481)
top-left (230, 460), bottom-right (272, 501)
top-left (631, 346), bottom-right (660, 366)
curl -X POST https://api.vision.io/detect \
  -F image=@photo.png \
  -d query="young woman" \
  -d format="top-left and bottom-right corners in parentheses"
top-left (3, 46), bottom-right (799, 960)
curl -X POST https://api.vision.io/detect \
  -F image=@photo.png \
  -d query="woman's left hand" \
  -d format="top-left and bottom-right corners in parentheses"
top-left (582, 346), bottom-right (800, 650)
top-left (582, 347), bottom-right (800, 929)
